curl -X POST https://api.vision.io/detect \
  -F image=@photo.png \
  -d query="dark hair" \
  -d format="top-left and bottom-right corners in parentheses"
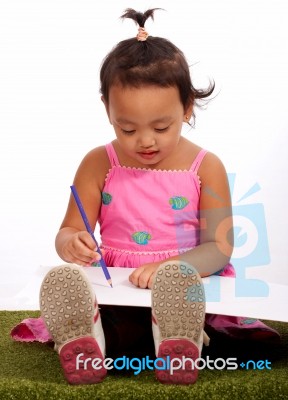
top-left (100, 8), bottom-right (215, 118)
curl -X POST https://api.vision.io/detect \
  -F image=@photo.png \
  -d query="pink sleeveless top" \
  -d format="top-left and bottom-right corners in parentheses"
top-left (98, 142), bottom-right (235, 276)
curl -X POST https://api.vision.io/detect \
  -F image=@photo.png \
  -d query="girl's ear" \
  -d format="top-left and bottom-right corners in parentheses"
top-left (183, 102), bottom-right (194, 122)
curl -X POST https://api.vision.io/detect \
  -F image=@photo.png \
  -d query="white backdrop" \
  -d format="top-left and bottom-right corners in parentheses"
top-left (0, 0), bottom-right (287, 290)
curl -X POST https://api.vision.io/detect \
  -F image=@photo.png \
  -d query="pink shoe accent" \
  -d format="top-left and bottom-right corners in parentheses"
top-left (59, 337), bottom-right (107, 385)
top-left (94, 311), bottom-right (100, 324)
top-left (156, 339), bottom-right (199, 385)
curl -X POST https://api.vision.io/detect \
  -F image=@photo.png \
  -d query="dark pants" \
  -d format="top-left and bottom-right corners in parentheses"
top-left (99, 305), bottom-right (155, 359)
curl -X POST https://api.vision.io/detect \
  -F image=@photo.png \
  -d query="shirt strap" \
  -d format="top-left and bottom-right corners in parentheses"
top-left (105, 142), bottom-right (121, 167)
top-left (190, 149), bottom-right (208, 172)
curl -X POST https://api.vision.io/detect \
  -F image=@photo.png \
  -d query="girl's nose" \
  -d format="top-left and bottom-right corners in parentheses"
top-left (139, 134), bottom-right (156, 148)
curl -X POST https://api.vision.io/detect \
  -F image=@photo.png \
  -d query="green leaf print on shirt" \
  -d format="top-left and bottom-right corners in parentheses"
top-left (169, 196), bottom-right (189, 210)
top-left (102, 192), bottom-right (112, 205)
top-left (132, 231), bottom-right (151, 245)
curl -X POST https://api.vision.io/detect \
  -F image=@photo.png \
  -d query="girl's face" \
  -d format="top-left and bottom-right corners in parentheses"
top-left (103, 85), bottom-right (192, 167)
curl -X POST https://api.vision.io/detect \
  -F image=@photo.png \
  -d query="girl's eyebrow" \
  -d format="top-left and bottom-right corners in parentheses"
top-left (115, 118), bottom-right (134, 124)
top-left (116, 116), bottom-right (172, 124)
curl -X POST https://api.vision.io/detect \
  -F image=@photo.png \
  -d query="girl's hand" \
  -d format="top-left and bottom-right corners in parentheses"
top-left (61, 231), bottom-right (102, 267)
top-left (129, 262), bottom-right (160, 289)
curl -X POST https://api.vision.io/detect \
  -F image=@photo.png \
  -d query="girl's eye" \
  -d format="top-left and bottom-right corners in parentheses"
top-left (120, 126), bottom-right (169, 134)
top-left (121, 129), bottom-right (135, 135)
top-left (155, 127), bottom-right (169, 133)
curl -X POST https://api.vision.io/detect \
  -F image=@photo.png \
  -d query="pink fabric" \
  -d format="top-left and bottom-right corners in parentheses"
top-left (99, 143), bottom-right (233, 276)
top-left (11, 317), bottom-right (52, 343)
top-left (205, 314), bottom-right (280, 343)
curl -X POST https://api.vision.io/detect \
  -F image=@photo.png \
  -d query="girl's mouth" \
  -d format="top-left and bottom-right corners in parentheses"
top-left (138, 151), bottom-right (159, 160)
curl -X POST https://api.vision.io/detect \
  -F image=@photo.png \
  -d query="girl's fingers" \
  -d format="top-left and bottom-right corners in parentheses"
top-left (78, 231), bottom-right (98, 250)
top-left (129, 267), bottom-right (150, 288)
top-left (63, 232), bottom-right (102, 266)
top-left (129, 263), bottom-right (159, 288)
top-left (129, 267), bottom-right (143, 287)
top-left (147, 272), bottom-right (155, 289)
top-left (67, 247), bottom-right (100, 266)
top-left (73, 239), bottom-right (100, 260)
top-left (66, 249), bottom-right (89, 266)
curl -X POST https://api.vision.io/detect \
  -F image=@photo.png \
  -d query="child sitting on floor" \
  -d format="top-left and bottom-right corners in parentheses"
top-left (12, 8), bottom-right (279, 385)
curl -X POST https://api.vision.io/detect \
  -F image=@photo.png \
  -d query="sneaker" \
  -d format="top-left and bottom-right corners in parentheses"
top-left (151, 261), bottom-right (206, 385)
top-left (39, 264), bottom-right (106, 385)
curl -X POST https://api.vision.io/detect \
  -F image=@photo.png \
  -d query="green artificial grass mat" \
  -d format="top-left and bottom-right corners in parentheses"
top-left (1, 311), bottom-right (288, 400)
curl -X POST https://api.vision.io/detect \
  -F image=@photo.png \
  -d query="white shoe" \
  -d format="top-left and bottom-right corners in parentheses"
top-left (39, 264), bottom-right (106, 384)
top-left (151, 261), bottom-right (207, 384)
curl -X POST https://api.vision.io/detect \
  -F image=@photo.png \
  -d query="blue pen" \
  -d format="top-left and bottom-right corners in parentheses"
top-left (70, 185), bottom-right (113, 288)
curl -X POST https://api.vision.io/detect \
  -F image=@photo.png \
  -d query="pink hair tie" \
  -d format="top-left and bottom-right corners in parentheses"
top-left (136, 27), bottom-right (149, 41)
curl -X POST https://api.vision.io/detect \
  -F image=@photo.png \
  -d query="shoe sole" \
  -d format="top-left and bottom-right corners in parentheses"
top-left (39, 265), bottom-right (106, 384)
top-left (152, 261), bottom-right (205, 385)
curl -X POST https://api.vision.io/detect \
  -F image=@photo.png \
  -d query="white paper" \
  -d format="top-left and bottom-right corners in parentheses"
top-left (1, 266), bottom-right (287, 323)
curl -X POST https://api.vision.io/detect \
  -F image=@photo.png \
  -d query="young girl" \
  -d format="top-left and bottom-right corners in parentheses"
top-left (22, 8), bottom-right (279, 386)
